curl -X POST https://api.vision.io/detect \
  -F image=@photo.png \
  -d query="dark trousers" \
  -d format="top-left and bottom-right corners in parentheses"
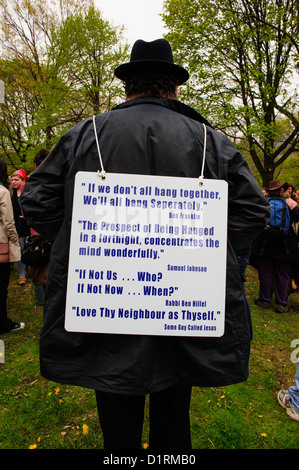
top-left (95, 384), bottom-right (192, 449)
top-left (257, 256), bottom-right (291, 305)
top-left (0, 263), bottom-right (14, 332)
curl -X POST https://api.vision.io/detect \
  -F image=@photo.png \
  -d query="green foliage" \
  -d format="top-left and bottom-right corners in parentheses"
top-left (276, 155), bottom-right (299, 188)
top-left (0, 0), bottom-right (129, 172)
top-left (49, 4), bottom-right (129, 115)
top-left (163, 0), bottom-right (299, 186)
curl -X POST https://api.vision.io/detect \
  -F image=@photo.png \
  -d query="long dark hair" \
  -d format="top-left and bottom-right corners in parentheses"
top-left (0, 159), bottom-right (9, 189)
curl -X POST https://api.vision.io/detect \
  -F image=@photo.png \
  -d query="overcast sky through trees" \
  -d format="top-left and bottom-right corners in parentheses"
top-left (94, 0), bottom-right (165, 45)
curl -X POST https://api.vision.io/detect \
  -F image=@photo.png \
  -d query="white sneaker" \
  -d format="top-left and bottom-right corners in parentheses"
top-left (278, 389), bottom-right (299, 422)
top-left (10, 322), bottom-right (25, 331)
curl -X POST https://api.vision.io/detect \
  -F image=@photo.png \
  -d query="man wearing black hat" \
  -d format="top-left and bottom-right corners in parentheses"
top-left (20, 39), bottom-right (270, 449)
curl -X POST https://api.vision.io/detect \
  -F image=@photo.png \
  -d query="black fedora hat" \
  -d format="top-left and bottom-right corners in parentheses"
top-left (114, 39), bottom-right (189, 85)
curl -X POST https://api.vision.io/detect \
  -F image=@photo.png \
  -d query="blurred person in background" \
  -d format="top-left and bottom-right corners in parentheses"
top-left (251, 180), bottom-right (299, 313)
top-left (11, 169), bottom-right (29, 285)
top-left (278, 360), bottom-right (299, 422)
top-left (30, 149), bottom-right (50, 307)
top-left (0, 159), bottom-right (25, 333)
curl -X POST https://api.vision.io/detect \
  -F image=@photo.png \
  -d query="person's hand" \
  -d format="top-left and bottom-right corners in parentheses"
top-left (286, 198), bottom-right (297, 210)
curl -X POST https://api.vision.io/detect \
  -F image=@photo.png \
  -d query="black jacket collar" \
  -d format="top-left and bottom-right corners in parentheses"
top-left (112, 97), bottom-right (213, 128)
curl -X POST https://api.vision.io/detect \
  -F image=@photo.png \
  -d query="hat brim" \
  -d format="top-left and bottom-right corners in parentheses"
top-left (268, 185), bottom-right (283, 191)
top-left (114, 60), bottom-right (189, 85)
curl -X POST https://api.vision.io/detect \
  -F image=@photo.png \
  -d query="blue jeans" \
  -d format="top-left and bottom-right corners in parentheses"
top-left (289, 361), bottom-right (299, 412)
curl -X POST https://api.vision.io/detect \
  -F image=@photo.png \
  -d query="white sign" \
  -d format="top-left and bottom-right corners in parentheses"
top-left (65, 172), bottom-right (228, 337)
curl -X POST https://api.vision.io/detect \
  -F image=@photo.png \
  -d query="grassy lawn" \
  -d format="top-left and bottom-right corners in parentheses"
top-left (0, 265), bottom-right (298, 450)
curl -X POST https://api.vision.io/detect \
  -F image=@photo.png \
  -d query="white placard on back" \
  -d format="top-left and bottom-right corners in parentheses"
top-left (65, 172), bottom-right (228, 337)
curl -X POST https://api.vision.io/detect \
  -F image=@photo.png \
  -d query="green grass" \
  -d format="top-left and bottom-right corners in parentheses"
top-left (0, 265), bottom-right (298, 450)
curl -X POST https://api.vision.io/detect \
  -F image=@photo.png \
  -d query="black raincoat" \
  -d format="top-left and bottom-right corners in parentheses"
top-left (20, 97), bottom-right (270, 394)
